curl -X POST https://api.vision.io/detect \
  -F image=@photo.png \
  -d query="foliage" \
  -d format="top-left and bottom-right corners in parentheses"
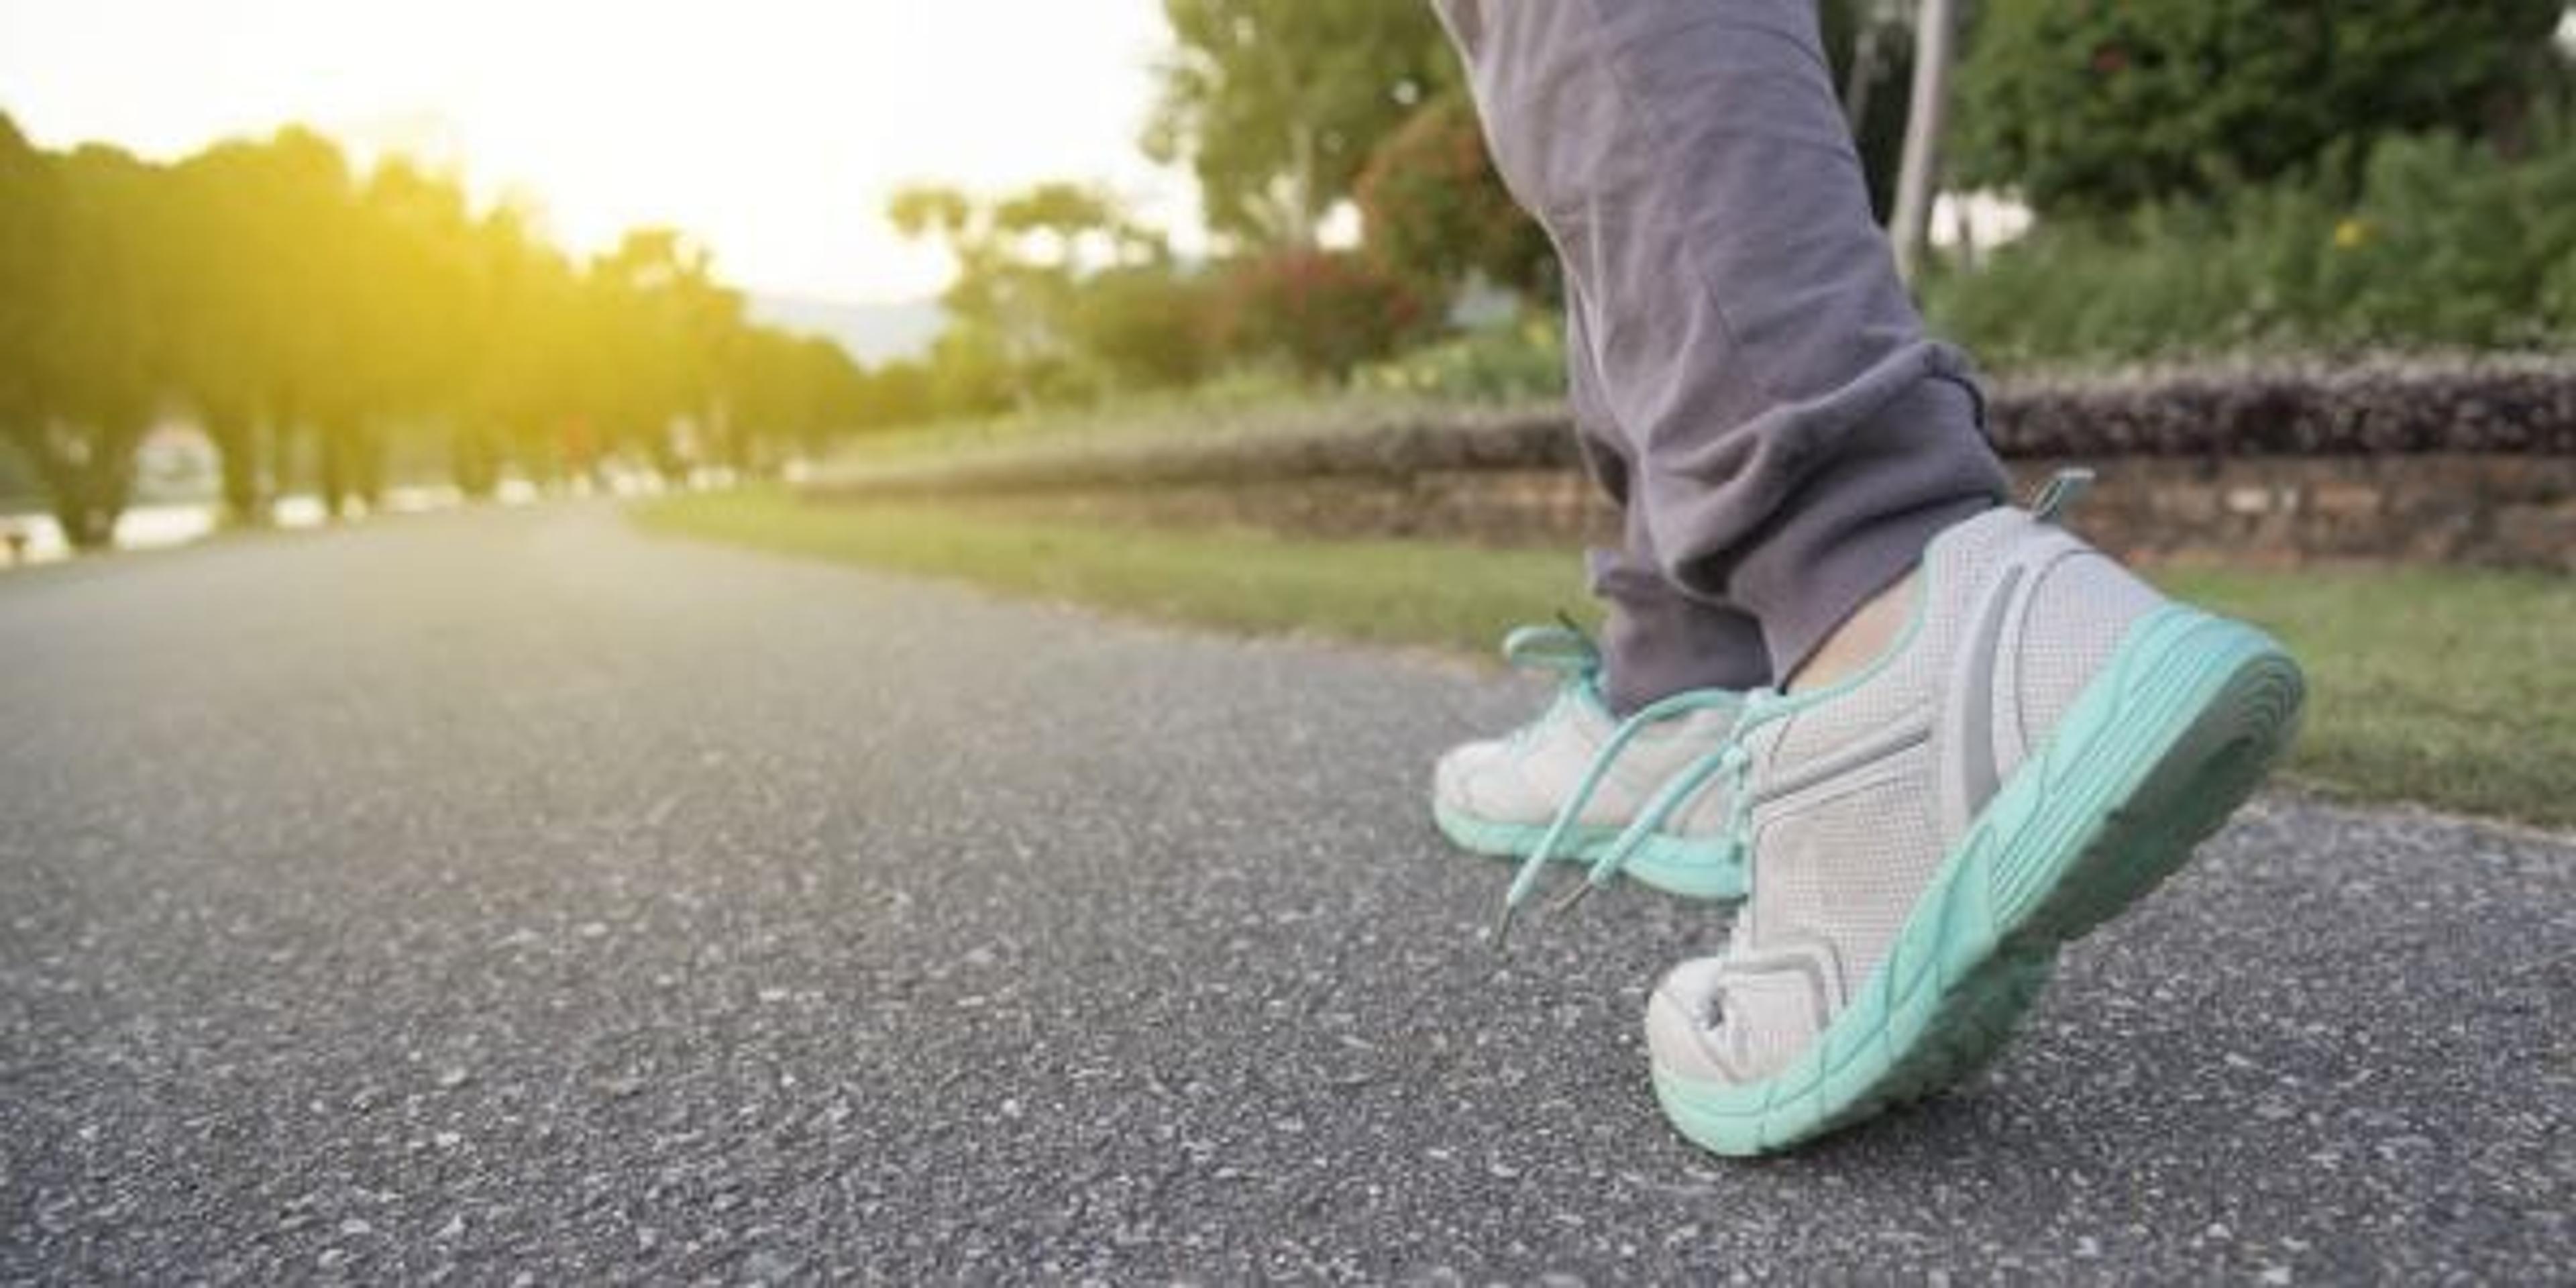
top-left (1816, 0), bottom-right (1917, 220)
top-left (1062, 262), bottom-right (1225, 392)
top-left (165, 128), bottom-right (347, 516)
top-left (1144, 0), bottom-right (1454, 247)
top-left (1216, 249), bottom-right (1429, 382)
top-left (1357, 314), bottom-right (1565, 403)
top-left (722, 330), bottom-right (870, 471)
top-left (1352, 92), bottom-right (1555, 304)
top-left (888, 181), bottom-right (1187, 407)
top-left (0, 115), bottom-right (884, 547)
top-left (1955, 0), bottom-right (2569, 216)
top-left (1925, 123), bottom-right (2576, 367)
top-left (2, 140), bottom-right (179, 547)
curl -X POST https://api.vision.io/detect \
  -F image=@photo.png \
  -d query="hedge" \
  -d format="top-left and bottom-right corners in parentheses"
top-left (806, 356), bottom-right (2576, 502)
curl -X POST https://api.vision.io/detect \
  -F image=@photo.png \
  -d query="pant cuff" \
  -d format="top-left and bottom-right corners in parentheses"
top-left (1726, 378), bottom-right (2005, 678)
top-left (1589, 550), bottom-right (1771, 713)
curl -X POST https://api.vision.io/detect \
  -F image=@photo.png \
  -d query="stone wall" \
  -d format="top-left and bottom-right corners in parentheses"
top-left (918, 456), bottom-right (2573, 572)
top-left (807, 359), bottom-right (2576, 573)
top-left (2006, 455), bottom-right (2575, 570)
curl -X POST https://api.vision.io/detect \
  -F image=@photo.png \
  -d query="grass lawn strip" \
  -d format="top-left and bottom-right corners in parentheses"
top-left (633, 488), bottom-right (2573, 831)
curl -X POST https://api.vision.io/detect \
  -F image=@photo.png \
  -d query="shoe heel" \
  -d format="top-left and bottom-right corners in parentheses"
top-left (1999, 607), bottom-right (2306, 947)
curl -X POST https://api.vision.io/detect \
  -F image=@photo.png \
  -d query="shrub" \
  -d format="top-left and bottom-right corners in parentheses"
top-left (1216, 248), bottom-right (1429, 382)
top-left (1063, 263), bottom-right (1223, 392)
top-left (1358, 313), bottom-right (1566, 402)
top-left (1954, 0), bottom-right (2567, 217)
top-left (1352, 93), bottom-right (1556, 303)
top-left (1925, 121), bottom-right (2576, 367)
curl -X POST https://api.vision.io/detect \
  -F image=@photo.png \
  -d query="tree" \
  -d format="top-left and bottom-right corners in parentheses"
top-left (0, 115), bottom-right (53, 492)
top-left (1061, 262), bottom-right (1222, 391)
top-left (1, 115), bottom-right (863, 543)
top-left (166, 129), bottom-right (364, 522)
top-left (1888, 0), bottom-right (1961, 282)
top-left (720, 329), bottom-right (867, 470)
top-left (922, 323), bottom-right (1017, 419)
top-left (1820, 0), bottom-right (1919, 219)
top-left (1955, 0), bottom-right (2571, 217)
top-left (1352, 90), bottom-right (1554, 305)
top-left (454, 203), bottom-right (591, 496)
top-left (851, 360), bottom-right (933, 430)
top-left (1218, 248), bottom-right (1427, 382)
top-left (170, 141), bottom-right (285, 523)
top-left (323, 158), bottom-right (482, 511)
top-left (3, 144), bottom-right (184, 549)
top-left (889, 181), bottom-right (1174, 409)
top-left (581, 228), bottom-right (745, 480)
top-left (1144, 0), bottom-right (1452, 248)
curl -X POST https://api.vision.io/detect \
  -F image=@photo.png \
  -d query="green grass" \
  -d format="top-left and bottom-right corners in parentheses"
top-left (2150, 564), bottom-right (2575, 831)
top-left (633, 486), bottom-right (1586, 649)
top-left (635, 487), bottom-right (2575, 830)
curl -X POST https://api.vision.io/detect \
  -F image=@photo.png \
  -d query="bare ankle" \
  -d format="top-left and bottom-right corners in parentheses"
top-left (1787, 570), bottom-right (1918, 694)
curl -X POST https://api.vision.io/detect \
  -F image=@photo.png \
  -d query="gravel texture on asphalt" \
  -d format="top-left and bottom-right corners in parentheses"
top-left (2, 504), bottom-right (2568, 1283)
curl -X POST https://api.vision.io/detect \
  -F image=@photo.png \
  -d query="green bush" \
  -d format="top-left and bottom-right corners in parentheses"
top-left (1357, 313), bottom-right (1566, 402)
top-left (1925, 123), bottom-right (2576, 367)
top-left (1215, 248), bottom-right (1430, 383)
top-left (1352, 92), bottom-right (1556, 303)
top-left (1955, 0), bottom-right (2567, 217)
top-left (1063, 262), bottom-right (1223, 393)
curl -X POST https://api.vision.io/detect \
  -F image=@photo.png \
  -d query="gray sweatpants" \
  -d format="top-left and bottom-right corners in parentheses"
top-left (1434, 0), bottom-right (2008, 711)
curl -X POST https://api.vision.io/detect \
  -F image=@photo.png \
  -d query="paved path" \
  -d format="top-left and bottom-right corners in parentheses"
top-left (3, 505), bottom-right (2568, 1282)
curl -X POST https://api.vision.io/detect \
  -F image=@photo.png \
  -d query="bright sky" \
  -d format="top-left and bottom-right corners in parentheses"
top-left (0, 0), bottom-right (1197, 304)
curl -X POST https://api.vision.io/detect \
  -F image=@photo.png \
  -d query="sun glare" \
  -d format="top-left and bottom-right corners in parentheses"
top-left (0, 0), bottom-right (1195, 303)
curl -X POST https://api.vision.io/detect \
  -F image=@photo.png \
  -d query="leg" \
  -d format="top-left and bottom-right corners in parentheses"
top-left (1425, 286), bottom-right (1756, 902)
top-left (1436, 0), bottom-right (2008, 677)
top-left (1439, 1), bottom-right (2304, 1156)
top-left (1564, 286), bottom-right (1771, 713)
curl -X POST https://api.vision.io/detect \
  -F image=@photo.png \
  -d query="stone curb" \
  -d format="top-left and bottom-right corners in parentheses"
top-left (806, 356), bottom-right (2576, 502)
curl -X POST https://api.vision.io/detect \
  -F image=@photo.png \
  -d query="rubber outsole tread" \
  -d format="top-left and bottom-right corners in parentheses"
top-left (1653, 606), bottom-right (2305, 1156)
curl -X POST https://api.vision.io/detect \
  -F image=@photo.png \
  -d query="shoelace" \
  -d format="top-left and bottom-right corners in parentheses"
top-left (1491, 472), bottom-right (2108, 949)
top-left (1495, 619), bottom-right (1602, 754)
top-left (1489, 684), bottom-right (1761, 947)
top-left (1500, 617), bottom-right (1601, 676)
top-left (1494, 621), bottom-right (1607, 757)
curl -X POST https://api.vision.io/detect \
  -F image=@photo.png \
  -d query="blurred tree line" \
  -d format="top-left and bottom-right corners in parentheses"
top-left (0, 116), bottom-right (895, 548)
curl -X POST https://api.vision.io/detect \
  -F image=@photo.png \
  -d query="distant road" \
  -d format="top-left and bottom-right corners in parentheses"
top-left (3, 503), bottom-right (2567, 1281)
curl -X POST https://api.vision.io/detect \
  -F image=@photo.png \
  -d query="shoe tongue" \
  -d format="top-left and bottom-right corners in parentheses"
top-left (2026, 468), bottom-right (2096, 524)
top-left (1568, 672), bottom-right (1618, 721)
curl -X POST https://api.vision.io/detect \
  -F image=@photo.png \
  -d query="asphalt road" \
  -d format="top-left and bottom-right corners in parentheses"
top-left (3, 504), bottom-right (2569, 1283)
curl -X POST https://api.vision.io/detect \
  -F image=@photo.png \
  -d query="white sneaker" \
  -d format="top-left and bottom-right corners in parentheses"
top-left (1643, 472), bottom-right (2304, 1155)
top-left (1432, 623), bottom-right (1748, 902)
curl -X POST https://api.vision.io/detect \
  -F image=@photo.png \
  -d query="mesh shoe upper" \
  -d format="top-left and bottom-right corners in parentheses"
top-left (1435, 678), bottom-right (1741, 833)
top-left (1649, 503), bottom-right (2167, 1086)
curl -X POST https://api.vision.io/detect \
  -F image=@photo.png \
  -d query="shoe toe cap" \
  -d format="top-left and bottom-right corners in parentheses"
top-left (1646, 957), bottom-right (1741, 1087)
top-left (1431, 741), bottom-right (1497, 812)
top-left (1434, 739), bottom-right (1540, 820)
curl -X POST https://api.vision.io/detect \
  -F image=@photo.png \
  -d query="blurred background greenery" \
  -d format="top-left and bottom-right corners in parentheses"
top-left (7, 0), bottom-right (2573, 824)
top-left (3, 0), bottom-right (2573, 554)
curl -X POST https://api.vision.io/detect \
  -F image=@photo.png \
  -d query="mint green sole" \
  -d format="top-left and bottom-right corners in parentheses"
top-left (1652, 604), bottom-right (2305, 1157)
top-left (1432, 803), bottom-right (1747, 902)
